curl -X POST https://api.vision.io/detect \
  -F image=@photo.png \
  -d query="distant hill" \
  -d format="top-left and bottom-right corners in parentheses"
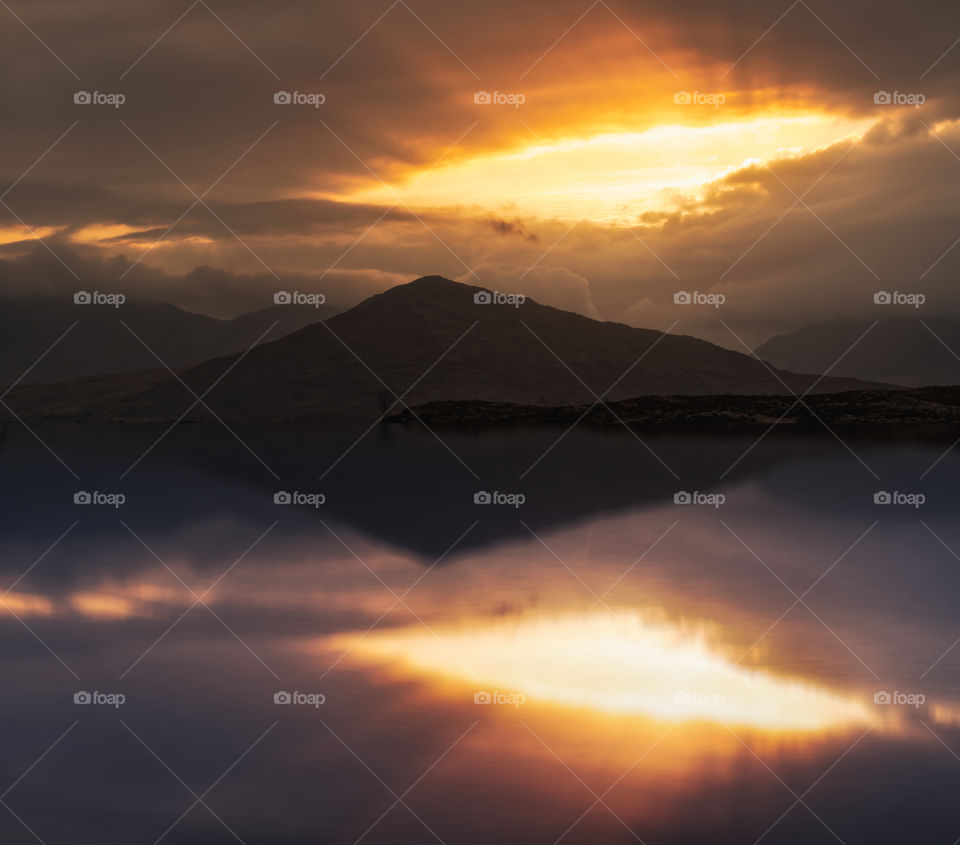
top-left (6, 277), bottom-right (890, 423)
top-left (756, 318), bottom-right (960, 387)
top-left (0, 295), bottom-right (337, 388)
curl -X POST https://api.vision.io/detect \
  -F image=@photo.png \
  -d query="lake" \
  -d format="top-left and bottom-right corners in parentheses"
top-left (1, 422), bottom-right (958, 844)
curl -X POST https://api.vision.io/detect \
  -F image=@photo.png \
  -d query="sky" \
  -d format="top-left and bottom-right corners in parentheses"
top-left (2, 0), bottom-right (960, 345)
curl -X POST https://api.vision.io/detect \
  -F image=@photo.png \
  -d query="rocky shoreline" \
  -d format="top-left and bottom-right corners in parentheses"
top-left (387, 387), bottom-right (960, 430)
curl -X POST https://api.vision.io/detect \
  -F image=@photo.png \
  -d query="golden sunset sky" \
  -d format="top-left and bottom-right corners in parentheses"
top-left (2, 0), bottom-right (959, 343)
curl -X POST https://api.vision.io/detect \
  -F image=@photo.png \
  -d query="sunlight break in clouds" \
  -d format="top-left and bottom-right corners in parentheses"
top-left (343, 112), bottom-right (875, 223)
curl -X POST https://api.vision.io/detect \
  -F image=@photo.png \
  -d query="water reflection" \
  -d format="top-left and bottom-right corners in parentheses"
top-left (2, 424), bottom-right (960, 843)
top-left (337, 611), bottom-right (877, 731)
top-left (1, 591), bottom-right (54, 616)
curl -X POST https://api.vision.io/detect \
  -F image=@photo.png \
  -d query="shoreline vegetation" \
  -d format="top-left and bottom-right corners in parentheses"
top-left (7, 387), bottom-right (960, 432)
top-left (385, 387), bottom-right (960, 431)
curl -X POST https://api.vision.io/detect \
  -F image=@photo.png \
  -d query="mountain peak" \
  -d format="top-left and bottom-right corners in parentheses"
top-left (358, 275), bottom-right (486, 311)
top-left (407, 274), bottom-right (459, 286)
top-left (402, 275), bottom-right (468, 293)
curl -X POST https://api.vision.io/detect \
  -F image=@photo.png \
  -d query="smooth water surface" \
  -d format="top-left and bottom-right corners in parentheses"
top-left (1, 423), bottom-right (958, 843)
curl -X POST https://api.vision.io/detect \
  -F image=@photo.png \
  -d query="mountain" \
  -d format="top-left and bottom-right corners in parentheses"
top-left (756, 318), bottom-right (960, 388)
top-left (0, 295), bottom-right (338, 389)
top-left (6, 277), bottom-right (891, 423)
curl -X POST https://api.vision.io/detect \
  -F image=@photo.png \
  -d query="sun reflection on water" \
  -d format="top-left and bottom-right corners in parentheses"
top-left (334, 611), bottom-right (876, 732)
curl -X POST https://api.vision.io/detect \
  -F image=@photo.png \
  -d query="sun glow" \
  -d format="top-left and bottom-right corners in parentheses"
top-left (70, 224), bottom-right (143, 244)
top-left (337, 611), bottom-right (876, 732)
top-left (344, 112), bottom-right (875, 224)
top-left (0, 224), bottom-right (59, 245)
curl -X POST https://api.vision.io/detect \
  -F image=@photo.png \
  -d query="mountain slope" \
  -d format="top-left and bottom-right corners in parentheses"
top-left (0, 295), bottom-right (337, 389)
top-left (7, 277), bottom-right (892, 422)
top-left (756, 318), bottom-right (960, 387)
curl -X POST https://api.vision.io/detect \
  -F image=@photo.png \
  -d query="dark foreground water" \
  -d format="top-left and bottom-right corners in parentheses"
top-left (1, 422), bottom-right (959, 844)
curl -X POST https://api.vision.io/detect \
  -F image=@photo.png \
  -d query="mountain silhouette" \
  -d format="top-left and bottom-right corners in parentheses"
top-left (756, 318), bottom-right (960, 387)
top-left (7, 277), bottom-right (888, 422)
top-left (0, 295), bottom-right (337, 389)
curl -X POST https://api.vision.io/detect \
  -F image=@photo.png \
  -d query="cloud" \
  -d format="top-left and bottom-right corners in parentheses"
top-left (3, 0), bottom-right (960, 342)
top-left (461, 263), bottom-right (599, 318)
top-left (0, 242), bottom-right (405, 317)
top-left (4, 0), bottom-right (959, 203)
top-left (487, 217), bottom-right (539, 242)
top-left (6, 109), bottom-right (960, 342)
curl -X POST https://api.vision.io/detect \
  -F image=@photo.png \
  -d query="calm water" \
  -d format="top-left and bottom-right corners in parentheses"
top-left (1, 423), bottom-right (959, 844)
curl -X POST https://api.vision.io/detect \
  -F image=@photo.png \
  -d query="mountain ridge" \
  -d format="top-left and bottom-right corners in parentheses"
top-left (4, 276), bottom-right (894, 423)
top-left (756, 317), bottom-right (960, 387)
top-left (0, 294), bottom-right (338, 389)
